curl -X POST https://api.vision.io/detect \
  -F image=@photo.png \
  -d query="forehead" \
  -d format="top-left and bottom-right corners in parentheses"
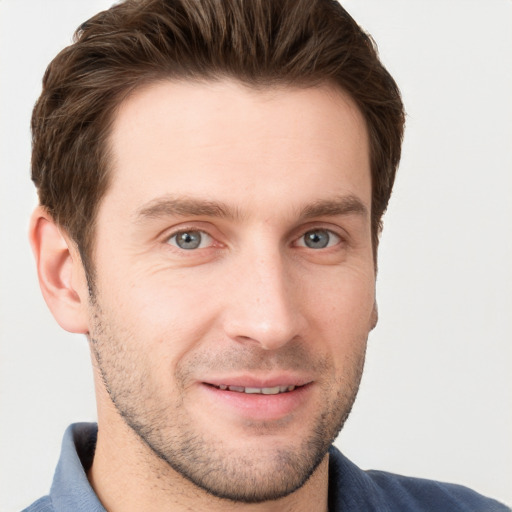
top-left (104, 79), bottom-right (371, 218)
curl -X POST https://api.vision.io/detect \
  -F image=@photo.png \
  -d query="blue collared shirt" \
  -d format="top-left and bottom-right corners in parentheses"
top-left (23, 424), bottom-right (104, 512)
top-left (22, 423), bottom-right (510, 511)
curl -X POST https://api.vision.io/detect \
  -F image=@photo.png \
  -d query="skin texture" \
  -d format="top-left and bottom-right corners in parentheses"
top-left (31, 80), bottom-right (377, 512)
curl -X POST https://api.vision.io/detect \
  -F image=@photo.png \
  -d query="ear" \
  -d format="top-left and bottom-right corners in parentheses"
top-left (29, 206), bottom-right (89, 334)
top-left (370, 300), bottom-right (378, 331)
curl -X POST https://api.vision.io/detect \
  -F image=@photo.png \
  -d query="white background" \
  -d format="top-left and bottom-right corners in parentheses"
top-left (1, 1), bottom-right (510, 510)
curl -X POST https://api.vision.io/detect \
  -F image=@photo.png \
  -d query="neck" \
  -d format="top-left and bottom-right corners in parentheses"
top-left (88, 414), bottom-right (329, 512)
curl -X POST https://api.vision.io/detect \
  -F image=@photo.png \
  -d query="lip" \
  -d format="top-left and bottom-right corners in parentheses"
top-left (199, 375), bottom-right (314, 422)
top-left (204, 374), bottom-right (312, 389)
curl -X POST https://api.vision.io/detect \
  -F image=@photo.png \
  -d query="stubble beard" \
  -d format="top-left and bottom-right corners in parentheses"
top-left (88, 301), bottom-right (367, 504)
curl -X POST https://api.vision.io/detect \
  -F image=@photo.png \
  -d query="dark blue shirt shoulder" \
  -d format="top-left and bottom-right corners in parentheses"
top-left (328, 445), bottom-right (510, 511)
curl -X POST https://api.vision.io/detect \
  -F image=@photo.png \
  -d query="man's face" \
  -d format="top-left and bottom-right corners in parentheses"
top-left (86, 80), bottom-right (375, 502)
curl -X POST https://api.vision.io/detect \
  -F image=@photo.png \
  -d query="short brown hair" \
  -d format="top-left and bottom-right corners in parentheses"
top-left (31, 0), bottom-right (405, 277)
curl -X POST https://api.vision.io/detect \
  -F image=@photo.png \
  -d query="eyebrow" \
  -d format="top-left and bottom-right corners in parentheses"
top-left (299, 195), bottom-right (368, 220)
top-left (134, 196), bottom-right (241, 222)
top-left (134, 194), bottom-right (368, 223)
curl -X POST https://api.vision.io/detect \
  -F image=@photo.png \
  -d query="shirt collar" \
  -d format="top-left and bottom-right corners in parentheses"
top-left (50, 423), bottom-right (105, 512)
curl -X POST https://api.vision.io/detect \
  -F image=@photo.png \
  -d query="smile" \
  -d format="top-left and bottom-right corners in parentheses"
top-left (201, 381), bottom-right (313, 420)
top-left (211, 384), bottom-right (298, 395)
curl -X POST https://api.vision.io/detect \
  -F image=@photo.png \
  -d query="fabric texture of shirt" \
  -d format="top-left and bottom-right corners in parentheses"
top-left (22, 423), bottom-right (510, 512)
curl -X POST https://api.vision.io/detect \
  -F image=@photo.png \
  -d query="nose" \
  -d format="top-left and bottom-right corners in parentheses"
top-left (221, 248), bottom-right (304, 351)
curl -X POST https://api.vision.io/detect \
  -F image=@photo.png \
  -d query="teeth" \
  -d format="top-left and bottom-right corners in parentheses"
top-left (262, 386), bottom-right (281, 395)
top-left (217, 385), bottom-right (297, 394)
top-left (244, 387), bottom-right (266, 394)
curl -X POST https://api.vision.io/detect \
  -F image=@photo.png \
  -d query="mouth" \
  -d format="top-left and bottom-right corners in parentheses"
top-left (200, 380), bottom-right (313, 421)
top-left (208, 384), bottom-right (299, 395)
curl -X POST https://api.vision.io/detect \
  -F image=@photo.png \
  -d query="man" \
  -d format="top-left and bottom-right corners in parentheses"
top-left (20, 0), bottom-right (509, 510)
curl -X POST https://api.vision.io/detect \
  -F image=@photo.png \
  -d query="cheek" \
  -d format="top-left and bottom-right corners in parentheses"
top-left (101, 271), bottom-right (221, 357)
top-left (306, 266), bottom-right (375, 325)
top-left (305, 268), bottom-right (374, 363)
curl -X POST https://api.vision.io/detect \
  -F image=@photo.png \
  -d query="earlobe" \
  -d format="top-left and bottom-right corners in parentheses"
top-left (370, 301), bottom-right (378, 331)
top-left (29, 206), bottom-right (89, 334)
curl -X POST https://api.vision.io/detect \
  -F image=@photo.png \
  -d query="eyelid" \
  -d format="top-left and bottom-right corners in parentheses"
top-left (292, 221), bottom-right (347, 245)
top-left (166, 229), bottom-right (214, 250)
top-left (294, 228), bottom-right (342, 249)
top-left (160, 222), bottom-right (223, 250)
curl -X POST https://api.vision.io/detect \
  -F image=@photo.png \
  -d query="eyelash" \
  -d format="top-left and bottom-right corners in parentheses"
top-left (295, 229), bottom-right (342, 249)
top-left (165, 227), bottom-right (344, 252)
top-left (166, 229), bottom-right (215, 250)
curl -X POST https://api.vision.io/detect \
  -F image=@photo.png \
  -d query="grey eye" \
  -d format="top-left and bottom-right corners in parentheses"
top-left (169, 230), bottom-right (211, 250)
top-left (301, 229), bottom-right (339, 249)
